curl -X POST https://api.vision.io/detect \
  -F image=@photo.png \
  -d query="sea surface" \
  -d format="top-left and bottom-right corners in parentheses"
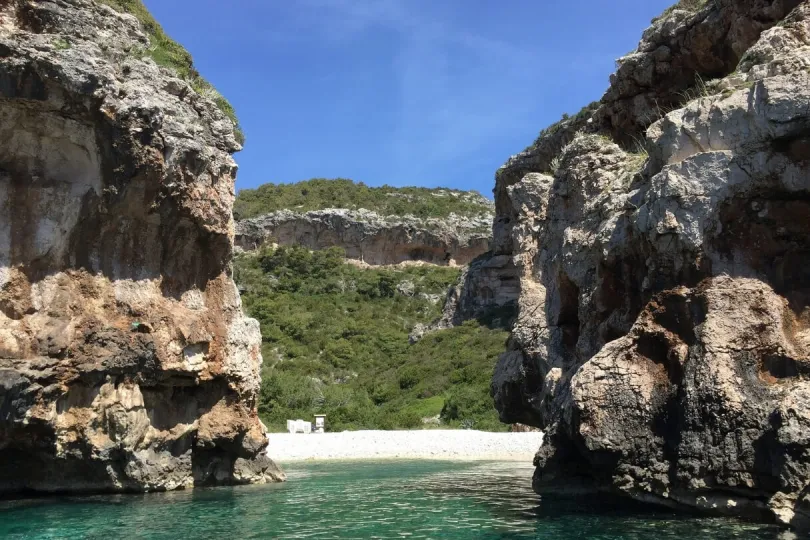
top-left (0, 460), bottom-right (788, 539)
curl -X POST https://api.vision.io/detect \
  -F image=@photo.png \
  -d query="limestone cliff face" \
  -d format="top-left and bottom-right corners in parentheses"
top-left (236, 209), bottom-right (493, 266)
top-left (0, 0), bottom-right (283, 493)
top-left (409, 253), bottom-right (520, 344)
top-left (490, 0), bottom-right (810, 529)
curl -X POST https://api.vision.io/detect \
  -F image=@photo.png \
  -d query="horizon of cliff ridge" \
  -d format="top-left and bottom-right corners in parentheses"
top-left (234, 178), bottom-right (494, 220)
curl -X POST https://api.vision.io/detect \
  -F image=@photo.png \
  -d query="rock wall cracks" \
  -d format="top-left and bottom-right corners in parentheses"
top-left (0, 0), bottom-right (283, 493)
top-left (490, 0), bottom-right (810, 529)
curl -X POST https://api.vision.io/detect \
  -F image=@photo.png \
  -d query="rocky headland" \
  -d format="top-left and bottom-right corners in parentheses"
top-left (488, 0), bottom-right (810, 530)
top-left (0, 0), bottom-right (282, 493)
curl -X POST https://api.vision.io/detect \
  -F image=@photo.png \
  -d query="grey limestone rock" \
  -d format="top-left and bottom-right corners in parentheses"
top-left (489, 0), bottom-right (810, 530)
top-left (236, 208), bottom-right (493, 266)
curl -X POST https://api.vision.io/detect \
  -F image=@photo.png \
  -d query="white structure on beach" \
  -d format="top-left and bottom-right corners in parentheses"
top-left (314, 414), bottom-right (326, 434)
top-left (286, 419), bottom-right (312, 434)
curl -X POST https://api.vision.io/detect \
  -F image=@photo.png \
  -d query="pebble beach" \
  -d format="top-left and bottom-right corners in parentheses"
top-left (267, 429), bottom-right (543, 462)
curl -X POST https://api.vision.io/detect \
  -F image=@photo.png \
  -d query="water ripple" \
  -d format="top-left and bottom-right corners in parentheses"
top-left (0, 461), bottom-right (786, 539)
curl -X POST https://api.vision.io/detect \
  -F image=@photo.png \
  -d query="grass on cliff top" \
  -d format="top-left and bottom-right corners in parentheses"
top-left (234, 178), bottom-right (493, 221)
top-left (97, 0), bottom-right (245, 146)
top-left (524, 101), bottom-right (600, 154)
top-left (235, 245), bottom-right (513, 432)
top-left (653, 0), bottom-right (712, 22)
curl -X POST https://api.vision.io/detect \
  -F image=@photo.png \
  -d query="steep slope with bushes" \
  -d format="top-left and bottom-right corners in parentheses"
top-left (235, 178), bottom-right (493, 220)
top-left (235, 245), bottom-right (512, 432)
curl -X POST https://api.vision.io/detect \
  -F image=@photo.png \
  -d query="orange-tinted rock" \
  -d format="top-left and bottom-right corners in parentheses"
top-left (0, 0), bottom-right (283, 493)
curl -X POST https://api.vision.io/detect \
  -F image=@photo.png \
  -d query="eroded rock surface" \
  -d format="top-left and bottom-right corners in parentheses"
top-left (410, 252), bottom-right (519, 343)
top-left (0, 0), bottom-right (283, 493)
top-left (490, 0), bottom-right (810, 529)
top-left (236, 209), bottom-right (492, 267)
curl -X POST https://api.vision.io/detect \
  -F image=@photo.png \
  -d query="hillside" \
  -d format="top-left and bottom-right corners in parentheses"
top-left (234, 245), bottom-right (512, 432)
top-left (233, 180), bottom-right (510, 431)
top-left (235, 179), bottom-right (494, 267)
top-left (234, 178), bottom-right (493, 220)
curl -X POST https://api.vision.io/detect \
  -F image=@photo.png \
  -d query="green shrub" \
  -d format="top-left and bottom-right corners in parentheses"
top-left (398, 367), bottom-right (420, 390)
top-left (441, 385), bottom-right (504, 432)
top-left (526, 101), bottom-right (600, 153)
top-left (237, 247), bottom-right (510, 432)
top-left (258, 371), bottom-right (321, 416)
top-left (53, 37), bottom-right (71, 50)
top-left (395, 410), bottom-right (423, 429)
top-left (653, 0), bottom-right (712, 23)
top-left (402, 396), bottom-right (445, 418)
top-left (234, 178), bottom-right (493, 220)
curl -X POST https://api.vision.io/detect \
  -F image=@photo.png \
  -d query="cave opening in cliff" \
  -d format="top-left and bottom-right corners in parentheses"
top-left (636, 331), bottom-right (684, 385)
top-left (0, 101), bottom-right (103, 282)
top-left (715, 192), bottom-right (810, 329)
top-left (595, 256), bottom-right (647, 345)
top-left (760, 352), bottom-right (805, 381)
top-left (555, 273), bottom-right (581, 348)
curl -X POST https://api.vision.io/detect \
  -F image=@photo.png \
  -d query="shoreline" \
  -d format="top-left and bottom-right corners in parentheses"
top-left (267, 429), bottom-right (543, 463)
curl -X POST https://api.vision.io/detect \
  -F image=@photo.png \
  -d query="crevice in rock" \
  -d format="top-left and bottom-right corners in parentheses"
top-left (760, 352), bottom-right (803, 380)
top-left (636, 332), bottom-right (684, 385)
top-left (714, 191), bottom-right (810, 322)
top-left (773, 134), bottom-right (810, 163)
top-left (555, 273), bottom-right (581, 349)
top-left (752, 424), bottom-right (787, 492)
top-left (648, 292), bottom-right (698, 346)
top-left (595, 253), bottom-right (648, 345)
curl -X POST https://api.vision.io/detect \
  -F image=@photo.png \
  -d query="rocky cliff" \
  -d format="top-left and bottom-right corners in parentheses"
top-left (490, 0), bottom-right (810, 529)
top-left (409, 253), bottom-right (520, 343)
top-left (0, 0), bottom-right (283, 493)
top-left (236, 208), bottom-right (492, 266)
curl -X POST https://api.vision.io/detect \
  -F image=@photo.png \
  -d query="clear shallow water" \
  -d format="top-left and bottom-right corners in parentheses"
top-left (0, 460), bottom-right (786, 539)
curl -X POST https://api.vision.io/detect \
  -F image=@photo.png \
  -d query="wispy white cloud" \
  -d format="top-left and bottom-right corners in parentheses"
top-left (266, 0), bottom-right (593, 180)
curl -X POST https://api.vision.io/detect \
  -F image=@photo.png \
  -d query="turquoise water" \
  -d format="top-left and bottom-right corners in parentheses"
top-left (0, 461), bottom-right (784, 539)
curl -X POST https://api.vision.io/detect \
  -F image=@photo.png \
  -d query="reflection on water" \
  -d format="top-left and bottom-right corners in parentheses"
top-left (0, 460), bottom-right (786, 539)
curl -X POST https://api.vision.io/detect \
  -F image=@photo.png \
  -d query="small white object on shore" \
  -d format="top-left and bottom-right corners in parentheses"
top-left (286, 419), bottom-right (312, 434)
top-left (267, 429), bottom-right (543, 462)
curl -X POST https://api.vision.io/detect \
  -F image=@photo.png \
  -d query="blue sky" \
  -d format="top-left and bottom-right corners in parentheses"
top-left (143, 0), bottom-right (673, 197)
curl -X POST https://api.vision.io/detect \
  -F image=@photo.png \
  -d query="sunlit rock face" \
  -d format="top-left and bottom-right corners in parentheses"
top-left (490, 0), bottom-right (810, 530)
top-left (236, 208), bottom-right (493, 267)
top-left (0, 0), bottom-right (283, 493)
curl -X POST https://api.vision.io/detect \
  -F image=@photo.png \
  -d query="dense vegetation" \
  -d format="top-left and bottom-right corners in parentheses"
top-left (234, 178), bottom-right (493, 220)
top-left (97, 0), bottom-right (244, 145)
top-left (235, 245), bottom-right (512, 432)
